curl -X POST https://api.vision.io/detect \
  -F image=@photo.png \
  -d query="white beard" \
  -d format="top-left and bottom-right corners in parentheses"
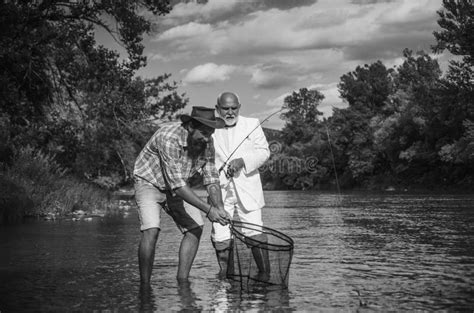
top-left (222, 115), bottom-right (238, 126)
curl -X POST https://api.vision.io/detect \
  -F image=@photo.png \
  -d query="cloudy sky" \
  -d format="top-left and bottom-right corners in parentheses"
top-left (100, 0), bottom-right (449, 129)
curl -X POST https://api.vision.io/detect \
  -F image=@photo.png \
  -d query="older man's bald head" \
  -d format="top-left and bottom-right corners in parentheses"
top-left (217, 92), bottom-right (240, 107)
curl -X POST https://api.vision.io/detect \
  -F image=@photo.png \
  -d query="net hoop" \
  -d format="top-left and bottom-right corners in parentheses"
top-left (228, 220), bottom-right (294, 288)
top-left (229, 221), bottom-right (294, 251)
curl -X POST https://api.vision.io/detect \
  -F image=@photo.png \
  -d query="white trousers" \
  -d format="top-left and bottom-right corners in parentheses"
top-left (211, 181), bottom-right (263, 247)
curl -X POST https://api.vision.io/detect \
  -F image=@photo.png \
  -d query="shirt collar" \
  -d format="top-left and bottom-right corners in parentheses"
top-left (177, 123), bottom-right (188, 148)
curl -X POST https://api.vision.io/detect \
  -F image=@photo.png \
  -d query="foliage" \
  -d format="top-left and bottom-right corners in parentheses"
top-left (338, 61), bottom-right (394, 114)
top-left (0, 0), bottom-right (188, 188)
top-left (2, 146), bottom-right (113, 218)
top-left (280, 88), bottom-right (324, 144)
top-left (264, 0), bottom-right (474, 190)
top-left (432, 0), bottom-right (474, 66)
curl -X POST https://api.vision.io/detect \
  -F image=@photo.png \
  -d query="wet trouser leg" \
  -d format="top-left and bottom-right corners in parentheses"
top-left (248, 233), bottom-right (270, 281)
top-left (213, 239), bottom-right (234, 278)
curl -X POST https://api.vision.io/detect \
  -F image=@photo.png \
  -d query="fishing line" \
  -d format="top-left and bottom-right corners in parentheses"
top-left (218, 108), bottom-right (285, 175)
top-left (325, 123), bottom-right (342, 201)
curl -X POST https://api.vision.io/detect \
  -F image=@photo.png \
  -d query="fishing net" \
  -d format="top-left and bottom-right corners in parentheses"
top-left (226, 221), bottom-right (294, 288)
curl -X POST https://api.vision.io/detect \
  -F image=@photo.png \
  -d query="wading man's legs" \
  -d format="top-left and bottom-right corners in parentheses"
top-left (139, 228), bottom-right (160, 284)
top-left (213, 239), bottom-right (234, 278)
top-left (165, 194), bottom-right (206, 281)
top-left (135, 179), bottom-right (166, 285)
top-left (177, 226), bottom-right (203, 281)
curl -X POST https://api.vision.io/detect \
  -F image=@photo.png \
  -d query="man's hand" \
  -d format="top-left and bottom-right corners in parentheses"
top-left (206, 182), bottom-right (228, 225)
top-left (207, 205), bottom-right (231, 225)
top-left (226, 158), bottom-right (245, 177)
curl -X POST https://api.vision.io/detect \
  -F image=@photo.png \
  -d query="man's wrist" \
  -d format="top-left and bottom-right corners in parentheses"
top-left (206, 204), bottom-right (213, 217)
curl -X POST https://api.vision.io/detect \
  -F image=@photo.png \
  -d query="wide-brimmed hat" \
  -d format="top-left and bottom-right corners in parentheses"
top-left (179, 106), bottom-right (225, 129)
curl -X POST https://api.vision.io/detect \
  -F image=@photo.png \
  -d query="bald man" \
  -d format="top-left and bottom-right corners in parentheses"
top-left (211, 92), bottom-right (271, 279)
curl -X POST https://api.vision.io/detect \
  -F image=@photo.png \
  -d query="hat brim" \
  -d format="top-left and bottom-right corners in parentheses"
top-left (180, 115), bottom-right (226, 129)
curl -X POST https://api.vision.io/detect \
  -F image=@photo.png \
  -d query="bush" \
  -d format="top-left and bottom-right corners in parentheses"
top-left (1, 146), bottom-right (115, 220)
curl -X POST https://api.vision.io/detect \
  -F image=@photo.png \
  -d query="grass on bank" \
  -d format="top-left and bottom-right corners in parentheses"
top-left (1, 146), bottom-right (116, 223)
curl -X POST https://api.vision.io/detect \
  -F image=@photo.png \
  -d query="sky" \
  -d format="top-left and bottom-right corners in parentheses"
top-left (98, 0), bottom-right (450, 129)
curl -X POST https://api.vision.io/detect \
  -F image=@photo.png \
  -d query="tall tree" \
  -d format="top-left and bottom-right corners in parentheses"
top-left (338, 61), bottom-right (394, 115)
top-left (433, 0), bottom-right (474, 66)
top-left (0, 1), bottom-right (172, 120)
top-left (431, 0), bottom-right (474, 178)
top-left (0, 1), bottom-right (189, 187)
top-left (334, 61), bottom-right (395, 183)
top-left (280, 88), bottom-right (324, 144)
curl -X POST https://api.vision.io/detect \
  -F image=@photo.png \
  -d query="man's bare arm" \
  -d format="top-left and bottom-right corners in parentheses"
top-left (207, 182), bottom-right (224, 209)
top-left (174, 184), bottom-right (229, 225)
top-left (206, 182), bottom-right (231, 223)
top-left (174, 185), bottom-right (209, 212)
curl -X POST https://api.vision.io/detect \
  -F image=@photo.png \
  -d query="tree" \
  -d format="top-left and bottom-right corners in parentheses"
top-left (0, 1), bottom-right (171, 120)
top-left (433, 0), bottom-right (474, 66)
top-left (431, 0), bottom-right (474, 181)
top-left (332, 61), bottom-right (395, 184)
top-left (327, 107), bottom-right (378, 184)
top-left (338, 61), bottom-right (394, 114)
top-left (262, 88), bottom-right (327, 189)
top-left (280, 88), bottom-right (324, 144)
top-left (0, 1), bottom-right (189, 187)
top-left (393, 50), bottom-right (442, 147)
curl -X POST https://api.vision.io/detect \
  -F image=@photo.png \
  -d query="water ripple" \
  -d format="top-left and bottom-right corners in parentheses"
top-left (0, 191), bottom-right (473, 311)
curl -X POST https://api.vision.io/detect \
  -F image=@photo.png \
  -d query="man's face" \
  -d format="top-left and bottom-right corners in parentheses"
top-left (187, 124), bottom-right (214, 155)
top-left (216, 96), bottom-right (241, 126)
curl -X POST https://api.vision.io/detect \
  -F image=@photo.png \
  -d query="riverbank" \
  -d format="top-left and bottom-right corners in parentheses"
top-left (0, 174), bottom-right (117, 224)
top-left (2, 174), bottom-right (472, 226)
top-left (0, 146), bottom-right (118, 224)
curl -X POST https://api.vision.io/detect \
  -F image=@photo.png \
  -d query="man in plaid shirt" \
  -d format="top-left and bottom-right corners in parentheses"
top-left (134, 106), bottom-right (230, 284)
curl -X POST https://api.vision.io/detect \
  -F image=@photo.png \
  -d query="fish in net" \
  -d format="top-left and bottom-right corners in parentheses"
top-left (226, 220), bottom-right (294, 288)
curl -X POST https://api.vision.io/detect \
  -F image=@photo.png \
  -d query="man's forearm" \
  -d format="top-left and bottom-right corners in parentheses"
top-left (206, 182), bottom-right (224, 209)
top-left (174, 185), bottom-right (211, 213)
top-left (175, 183), bottom-right (230, 225)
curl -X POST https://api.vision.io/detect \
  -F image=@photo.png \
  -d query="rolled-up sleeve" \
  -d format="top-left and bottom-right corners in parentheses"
top-left (202, 139), bottom-right (220, 186)
top-left (157, 136), bottom-right (187, 190)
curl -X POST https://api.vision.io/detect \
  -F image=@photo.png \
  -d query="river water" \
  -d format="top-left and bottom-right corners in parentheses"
top-left (1, 191), bottom-right (473, 312)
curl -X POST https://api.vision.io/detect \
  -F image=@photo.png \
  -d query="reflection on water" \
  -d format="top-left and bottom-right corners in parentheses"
top-left (0, 191), bottom-right (473, 311)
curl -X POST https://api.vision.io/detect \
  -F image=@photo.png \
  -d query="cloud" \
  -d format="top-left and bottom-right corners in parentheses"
top-left (245, 0), bottom-right (319, 11)
top-left (160, 0), bottom-right (251, 28)
top-left (154, 0), bottom-right (442, 63)
top-left (307, 82), bottom-right (347, 116)
top-left (248, 105), bottom-right (287, 129)
top-left (340, 0), bottom-right (440, 60)
top-left (265, 92), bottom-right (291, 109)
top-left (250, 68), bottom-right (293, 89)
top-left (157, 22), bottom-right (213, 41)
top-left (147, 53), bottom-right (168, 62)
top-left (163, 0), bottom-right (319, 28)
top-left (351, 0), bottom-right (396, 4)
top-left (263, 82), bottom-right (346, 119)
top-left (143, 0), bottom-right (445, 123)
top-left (182, 60), bottom-right (322, 90)
top-left (182, 63), bottom-right (238, 85)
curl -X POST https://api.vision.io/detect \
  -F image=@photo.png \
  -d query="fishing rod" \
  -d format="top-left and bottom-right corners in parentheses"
top-left (218, 108), bottom-right (285, 174)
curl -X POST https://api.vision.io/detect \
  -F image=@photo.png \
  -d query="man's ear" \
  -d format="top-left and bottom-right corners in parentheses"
top-left (183, 120), bottom-right (193, 131)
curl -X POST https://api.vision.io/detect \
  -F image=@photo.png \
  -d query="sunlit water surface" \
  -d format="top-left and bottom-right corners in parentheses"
top-left (1, 191), bottom-right (473, 311)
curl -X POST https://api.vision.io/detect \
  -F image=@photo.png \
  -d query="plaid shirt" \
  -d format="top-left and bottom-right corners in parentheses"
top-left (133, 122), bottom-right (219, 190)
